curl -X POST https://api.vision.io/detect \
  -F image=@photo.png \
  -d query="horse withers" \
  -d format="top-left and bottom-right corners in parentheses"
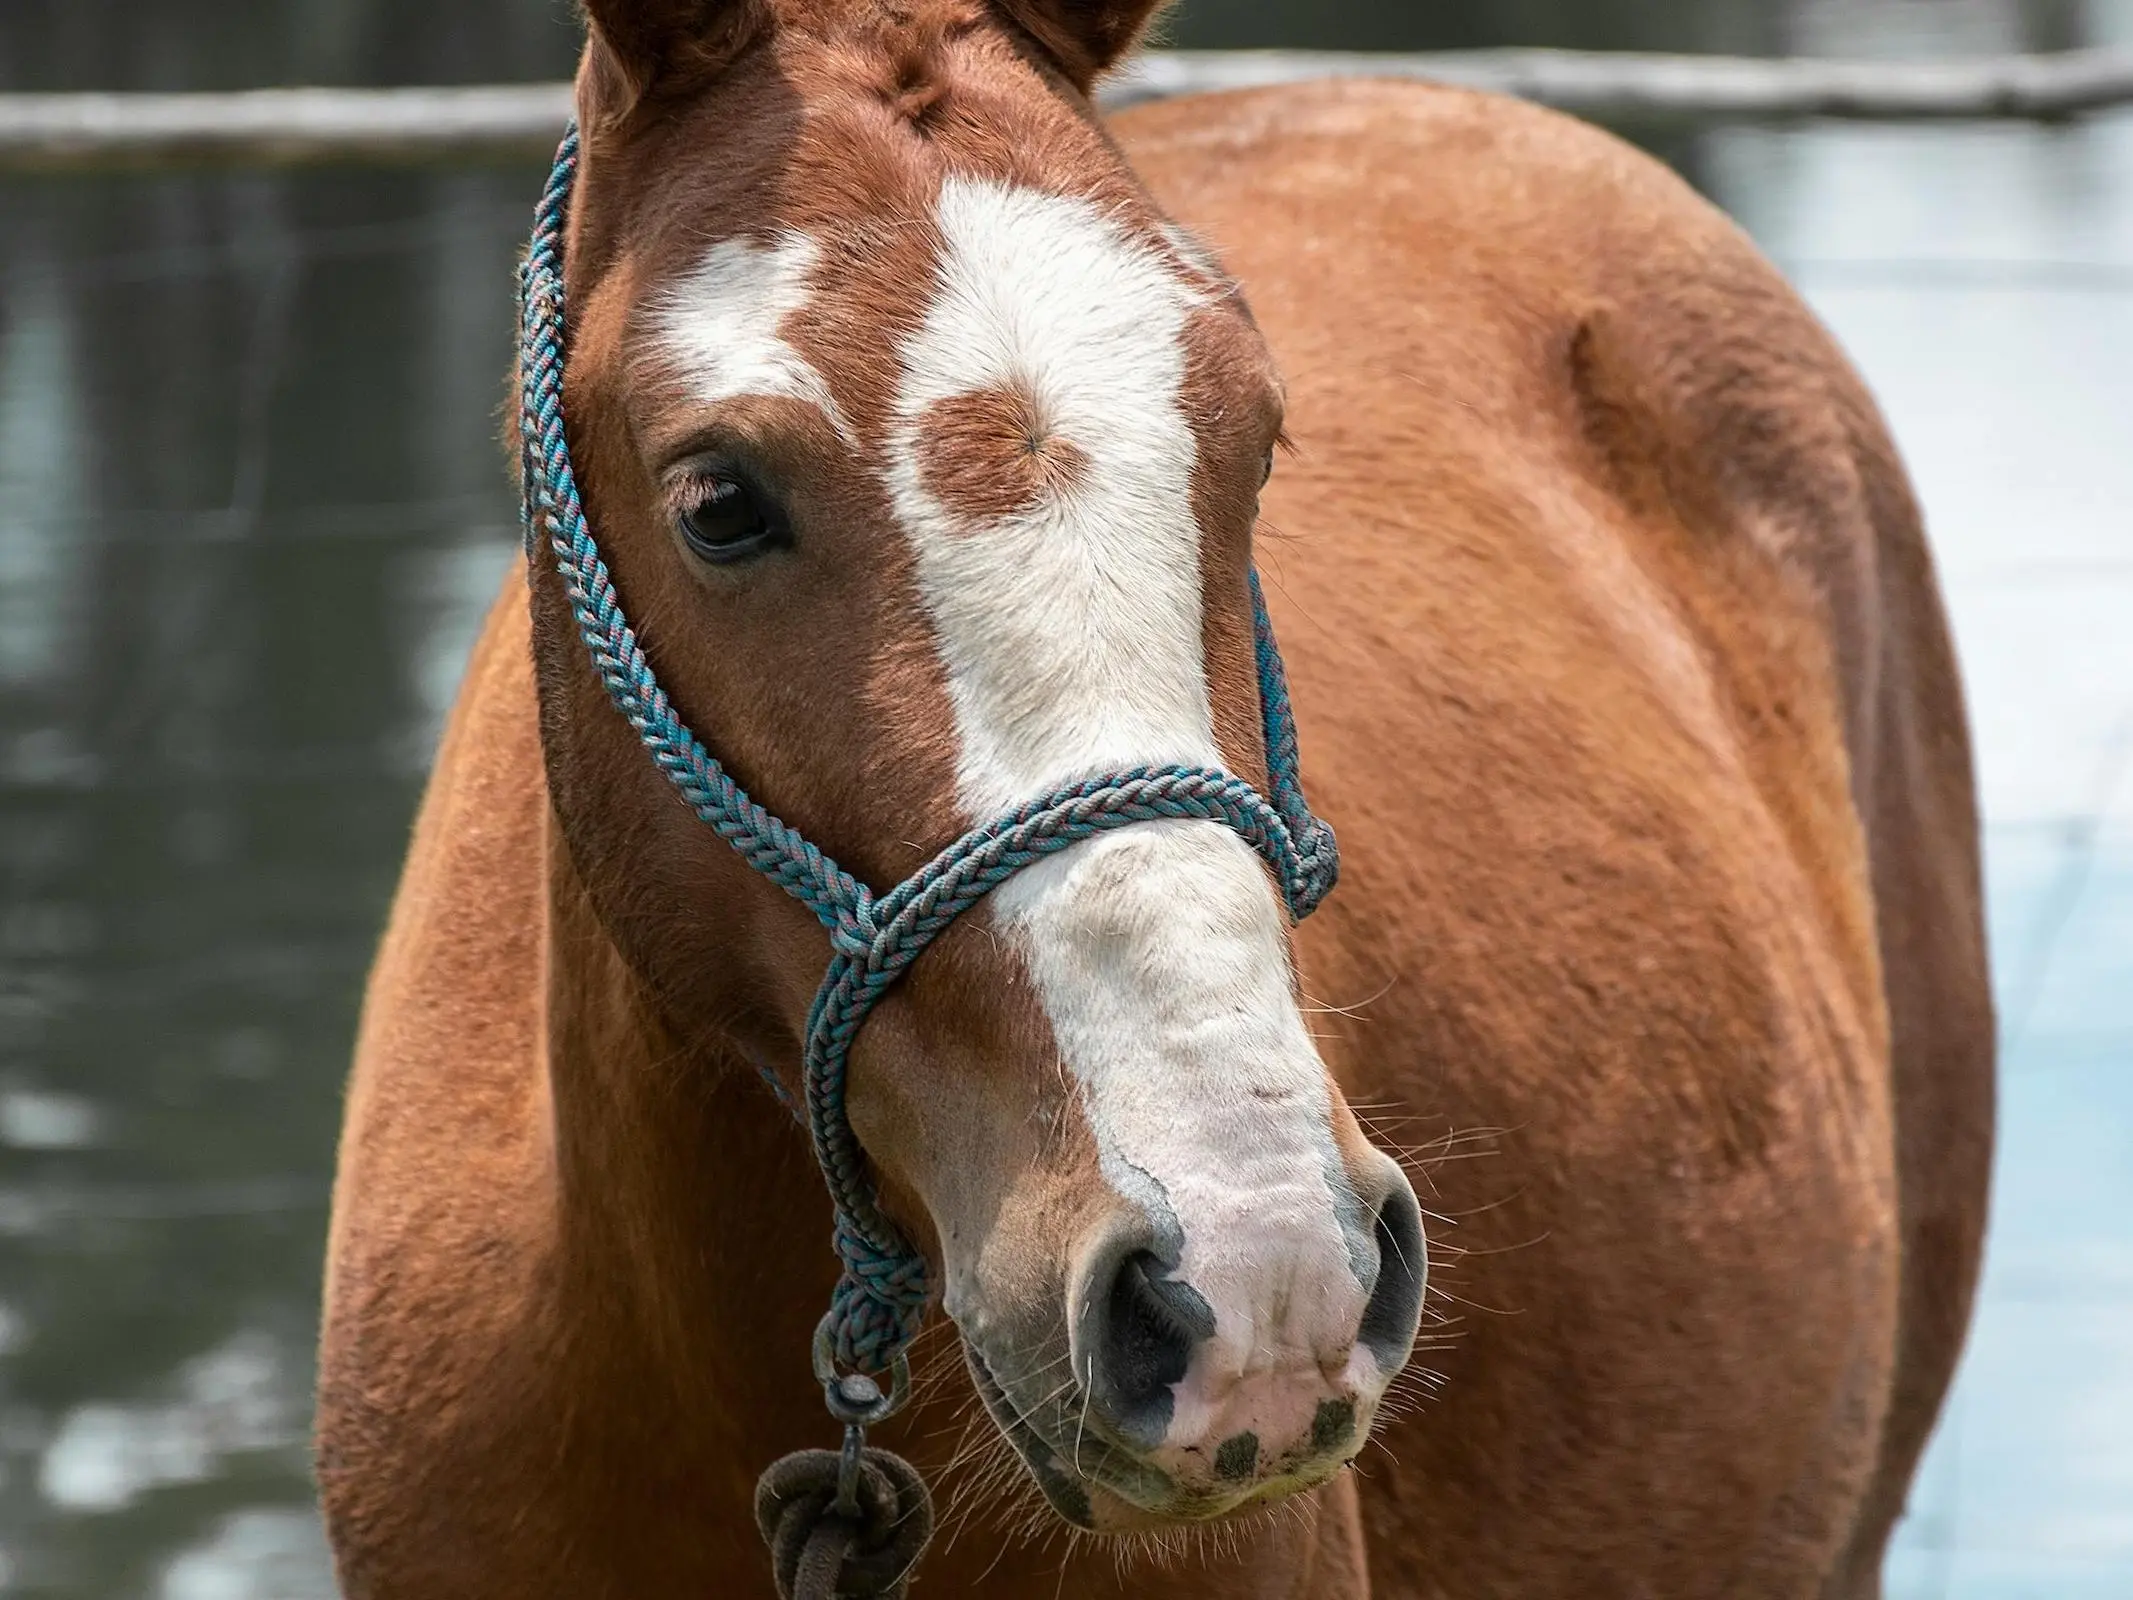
top-left (317, 2), bottom-right (1994, 1595)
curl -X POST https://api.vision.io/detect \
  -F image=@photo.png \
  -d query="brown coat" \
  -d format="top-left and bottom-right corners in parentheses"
top-left (319, 65), bottom-right (1992, 1600)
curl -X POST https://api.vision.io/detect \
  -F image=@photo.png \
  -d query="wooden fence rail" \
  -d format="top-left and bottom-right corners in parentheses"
top-left (4, 47), bottom-right (2132, 171)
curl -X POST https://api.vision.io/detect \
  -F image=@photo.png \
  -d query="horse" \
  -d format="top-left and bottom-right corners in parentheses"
top-left (316, 1), bottom-right (1994, 1595)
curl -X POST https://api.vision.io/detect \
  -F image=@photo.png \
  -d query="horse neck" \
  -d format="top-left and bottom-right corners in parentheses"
top-left (537, 812), bottom-right (835, 1448)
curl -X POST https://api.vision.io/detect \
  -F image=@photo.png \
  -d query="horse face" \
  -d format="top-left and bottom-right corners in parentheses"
top-left (542, 0), bottom-right (1424, 1533)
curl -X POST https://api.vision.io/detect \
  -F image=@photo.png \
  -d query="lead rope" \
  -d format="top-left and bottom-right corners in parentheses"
top-left (519, 124), bottom-right (1339, 1599)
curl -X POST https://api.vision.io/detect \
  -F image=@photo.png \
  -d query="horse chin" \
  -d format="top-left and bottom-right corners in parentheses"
top-left (963, 1342), bottom-right (1346, 1535)
top-left (1065, 1459), bottom-right (1347, 1536)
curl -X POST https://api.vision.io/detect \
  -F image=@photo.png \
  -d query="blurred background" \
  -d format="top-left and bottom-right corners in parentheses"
top-left (0, 1), bottom-right (2127, 1596)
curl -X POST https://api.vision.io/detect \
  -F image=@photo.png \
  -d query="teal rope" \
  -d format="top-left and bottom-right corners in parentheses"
top-left (518, 125), bottom-right (1339, 1376)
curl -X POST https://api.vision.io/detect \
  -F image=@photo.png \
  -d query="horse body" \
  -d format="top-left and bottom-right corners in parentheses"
top-left (319, 10), bottom-right (1991, 1595)
top-left (1127, 83), bottom-right (1993, 1595)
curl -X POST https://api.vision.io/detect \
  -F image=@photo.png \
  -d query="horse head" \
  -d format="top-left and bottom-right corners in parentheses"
top-left (530, 0), bottom-right (1425, 1533)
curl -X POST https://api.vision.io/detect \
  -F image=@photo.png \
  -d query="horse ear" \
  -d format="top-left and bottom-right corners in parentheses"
top-left (578, 0), bottom-right (769, 103)
top-left (993, 0), bottom-right (1171, 89)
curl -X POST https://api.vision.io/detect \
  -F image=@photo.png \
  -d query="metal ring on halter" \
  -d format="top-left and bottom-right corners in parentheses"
top-left (814, 1313), bottom-right (911, 1425)
top-left (813, 1313), bottom-right (910, 1517)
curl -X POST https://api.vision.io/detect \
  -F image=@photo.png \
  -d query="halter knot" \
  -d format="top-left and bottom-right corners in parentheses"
top-left (755, 1443), bottom-right (933, 1599)
top-left (1290, 821), bottom-right (1342, 919)
top-left (830, 1212), bottom-right (931, 1374)
top-left (829, 900), bottom-right (880, 962)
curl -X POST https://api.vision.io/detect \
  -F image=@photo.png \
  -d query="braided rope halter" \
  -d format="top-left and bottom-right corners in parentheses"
top-left (519, 125), bottom-right (1339, 1593)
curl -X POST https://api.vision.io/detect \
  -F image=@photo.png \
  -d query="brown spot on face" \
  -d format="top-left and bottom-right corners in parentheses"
top-left (915, 386), bottom-right (1090, 526)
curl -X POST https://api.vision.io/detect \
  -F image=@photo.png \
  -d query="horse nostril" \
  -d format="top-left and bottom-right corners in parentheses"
top-left (1087, 1249), bottom-right (1215, 1445)
top-left (1357, 1176), bottom-right (1427, 1372)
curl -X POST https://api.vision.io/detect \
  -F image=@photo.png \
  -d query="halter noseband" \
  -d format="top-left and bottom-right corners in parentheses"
top-left (518, 125), bottom-right (1337, 1403)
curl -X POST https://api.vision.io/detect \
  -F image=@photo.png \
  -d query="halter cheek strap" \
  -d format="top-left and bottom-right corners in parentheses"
top-left (518, 124), bottom-right (1339, 1387)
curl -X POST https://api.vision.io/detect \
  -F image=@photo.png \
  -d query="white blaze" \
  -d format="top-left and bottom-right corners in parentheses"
top-left (885, 177), bottom-right (1371, 1440)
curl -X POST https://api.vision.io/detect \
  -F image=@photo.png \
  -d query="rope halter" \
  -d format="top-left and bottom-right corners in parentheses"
top-left (517, 123), bottom-right (1339, 1393)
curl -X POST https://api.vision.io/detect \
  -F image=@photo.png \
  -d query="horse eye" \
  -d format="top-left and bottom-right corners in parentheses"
top-left (1259, 450), bottom-right (1275, 488)
top-left (677, 474), bottom-right (786, 564)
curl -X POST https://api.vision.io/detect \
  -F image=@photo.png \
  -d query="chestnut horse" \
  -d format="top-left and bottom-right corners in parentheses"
top-left (317, 2), bottom-right (1994, 1595)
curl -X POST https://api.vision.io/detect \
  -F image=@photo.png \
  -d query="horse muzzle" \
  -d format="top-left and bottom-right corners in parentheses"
top-left (957, 1149), bottom-right (1426, 1531)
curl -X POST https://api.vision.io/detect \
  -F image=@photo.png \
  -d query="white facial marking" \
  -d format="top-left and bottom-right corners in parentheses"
top-left (652, 232), bottom-right (849, 435)
top-left (888, 179), bottom-right (1213, 796)
top-left (887, 177), bottom-right (1377, 1451)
